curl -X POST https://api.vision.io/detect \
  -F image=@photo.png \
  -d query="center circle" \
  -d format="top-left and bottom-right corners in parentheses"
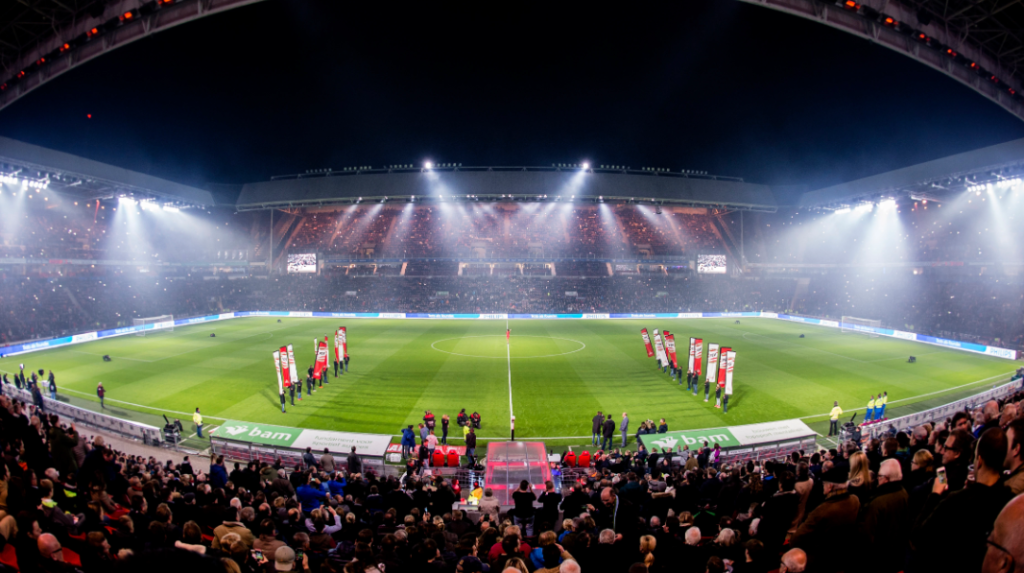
top-left (430, 335), bottom-right (586, 358)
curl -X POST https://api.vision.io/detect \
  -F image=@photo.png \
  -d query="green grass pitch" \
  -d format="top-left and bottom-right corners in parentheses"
top-left (1, 318), bottom-right (1016, 446)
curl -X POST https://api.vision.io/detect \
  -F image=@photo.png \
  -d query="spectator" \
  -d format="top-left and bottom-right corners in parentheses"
top-left (790, 468), bottom-right (861, 572)
top-left (858, 459), bottom-right (909, 572)
top-left (911, 427), bottom-right (1015, 572)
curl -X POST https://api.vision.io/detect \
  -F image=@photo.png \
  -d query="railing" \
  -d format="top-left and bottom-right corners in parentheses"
top-left (864, 378), bottom-right (1023, 440)
top-left (0, 384), bottom-right (162, 445)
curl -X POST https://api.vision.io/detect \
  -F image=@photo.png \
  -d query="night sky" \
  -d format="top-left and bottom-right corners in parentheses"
top-left (1, 0), bottom-right (1022, 200)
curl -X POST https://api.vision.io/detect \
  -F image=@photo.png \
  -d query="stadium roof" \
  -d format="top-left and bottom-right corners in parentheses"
top-left (234, 167), bottom-right (779, 212)
top-left (0, 135), bottom-right (215, 206)
top-left (0, 0), bottom-right (262, 112)
top-left (799, 136), bottom-right (1024, 208)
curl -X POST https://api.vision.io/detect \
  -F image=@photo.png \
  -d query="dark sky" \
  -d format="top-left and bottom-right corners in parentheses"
top-left (1, 0), bottom-right (1023, 196)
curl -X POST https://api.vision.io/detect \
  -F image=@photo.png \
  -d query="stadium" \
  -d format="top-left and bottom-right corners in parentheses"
top-left (1, 2), bottom-right (1024, 573)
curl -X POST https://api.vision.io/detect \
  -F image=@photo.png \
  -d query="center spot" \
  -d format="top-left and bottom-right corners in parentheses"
top-left (430, 335), bottom-right (586, 358)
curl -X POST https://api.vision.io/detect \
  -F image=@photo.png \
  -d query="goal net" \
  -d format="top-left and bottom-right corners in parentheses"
top-left (134, 315), bottom-right (175, 336)
top-left (841, 316), bottom-right (881, 337)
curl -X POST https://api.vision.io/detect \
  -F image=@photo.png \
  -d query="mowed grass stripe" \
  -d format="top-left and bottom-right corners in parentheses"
top-left (0, 317), bottom-right (1014, 439)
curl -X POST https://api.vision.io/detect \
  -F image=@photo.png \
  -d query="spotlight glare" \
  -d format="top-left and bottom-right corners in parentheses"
top-left (834, 207), bottom-right (851, 214)
top-left (581, 162), bottom-right (589, 170)
top-left (424, 161), bottom-right (433, 170)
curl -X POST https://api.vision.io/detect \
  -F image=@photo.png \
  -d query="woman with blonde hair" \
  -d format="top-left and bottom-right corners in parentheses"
top-left (639, 535), bottom-right (657, 569)
top-left (847, 451), bottom-right (873, 502)
top-left (906, 449), bottom-right (936, 490)
top-left (501, 557), bottom-right (530, 573)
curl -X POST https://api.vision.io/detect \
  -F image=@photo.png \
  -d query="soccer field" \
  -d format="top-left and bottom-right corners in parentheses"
top-left (0, 317), bottom-right (1016, 444)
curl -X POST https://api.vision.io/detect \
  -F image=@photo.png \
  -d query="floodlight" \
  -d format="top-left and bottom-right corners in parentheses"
top-left (424, 161), bottom-right (433, 170)
top-left (581, 162), bottom-right (590, 170)
top-left (834, 207), bottom-right (851, 214)
top-left (878, 198), bottom-right (897, 210)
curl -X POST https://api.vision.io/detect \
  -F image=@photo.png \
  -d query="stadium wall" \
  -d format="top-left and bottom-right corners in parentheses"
top-left (0, 311), bottom-right (1017, 360)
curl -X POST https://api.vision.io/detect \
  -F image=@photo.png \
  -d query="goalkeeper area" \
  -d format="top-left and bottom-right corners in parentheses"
top-left (841, 316), bottom-right (882, 337)
top-left (0, 317), bottom-right (1015, 448)
top-left (133, 315), bottom-right (175, 336)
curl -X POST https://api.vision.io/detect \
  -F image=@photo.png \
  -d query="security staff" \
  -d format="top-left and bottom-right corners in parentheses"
top-left (866, 395), bottom-right (876, 422)
top-left (344, 354), bottom-right (350, 372)
top-left (280, 391), bottom-right (286, 413)
top-left (829, 401), bottom-right (843, 436)
top-left (333, 357), bottom-right (340, 378)
top-left (289, 383), bottom-right (296, 406)
top-left (879, 391), bottom-right (888, 419)
top-left (193, 408), bottom-right (204, 438)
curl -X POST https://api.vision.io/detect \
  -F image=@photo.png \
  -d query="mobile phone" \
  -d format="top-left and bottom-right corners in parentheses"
top-left (251, 550), bottom-right (264, 561)
top-left (295, 550), bottom-right (304, 561)
top-left (936, 467), bottom-right (947, 486)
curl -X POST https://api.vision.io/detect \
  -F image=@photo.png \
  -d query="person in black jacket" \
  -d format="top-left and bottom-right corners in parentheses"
top-left (911, 427), bottom-right (1014, 573)
top-left (465, 427), bottom-right (478, 467)
top-left (592, 412), bottom-right (604, 446)
top-left (602, 417), bottom-right (615, 451)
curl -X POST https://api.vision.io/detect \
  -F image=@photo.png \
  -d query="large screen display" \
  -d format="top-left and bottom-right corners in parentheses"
top-left (287, 253), bottom-right (317, 274)
top-left (697, 254), bottom-right (727, 274)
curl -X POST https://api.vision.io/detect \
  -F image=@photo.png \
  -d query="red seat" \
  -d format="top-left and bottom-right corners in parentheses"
top-left (563, 452), bottom-right (577, 467)
top-left (431, 451), bottom-right (444, 467)
top-left (578, 451), bottom-right (591, 468)
top-left (0, 543), bottom-right (18, 570)
top-left (63, 547), bottom-right (82, 567)
top-left (446, 450), bottom-right (459, 467)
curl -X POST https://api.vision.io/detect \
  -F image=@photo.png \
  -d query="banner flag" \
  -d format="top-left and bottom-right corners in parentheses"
top-left (665, 333), bottom-right (678, 368)
top-left (340, 326), bottom-right (348, 358)
top-left (717, 346), bottom-right (732, 387)
top-left (287, 344), bottom-right (299, 385)
top-left (724, 350), bottom-right (736, 395)
top-left (653, 329), bottom-right (669, 366)
top-left (314, 338), bottom-right (318, 361)
top-left (333, 330), bottom-right (340, 362)
top-left (279, 346), bottom-right (291, 388)
top-left (705, 343), bottom-right (720, 384)
top-left (693, 338), bottom-right (704, 376)
top-left (688, 338), bottom-right (696, 371)
top-left (640, 328), bottom-right (655, 358)
top-left (313, 341), bottom-right (329, 379)
top-left (273, 350), bottom-right (284, 393)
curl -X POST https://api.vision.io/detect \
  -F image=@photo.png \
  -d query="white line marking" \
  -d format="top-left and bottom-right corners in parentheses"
top-left (58, 387), bottom-right (228, 420)
top-left (507, 329), bottom-right (514, 421)
top-left (430, 335), bottom-right (586, 358)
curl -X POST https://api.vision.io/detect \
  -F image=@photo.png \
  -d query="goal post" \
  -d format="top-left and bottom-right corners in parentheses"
top-left (841, 316), bottom-right (881, 337)
top-left (133, 315), bottom-right (175, 336)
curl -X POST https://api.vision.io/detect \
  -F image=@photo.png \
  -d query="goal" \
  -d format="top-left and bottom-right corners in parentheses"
top-left (841, 316), bottom-right (881, 337)
top-left (134, 315), bottom-right (175, 336)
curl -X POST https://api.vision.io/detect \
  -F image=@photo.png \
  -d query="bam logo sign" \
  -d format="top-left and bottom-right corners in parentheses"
top-left (643, 428), bottom-right (737, 452)
top-left (216, 420), bottom-right (298, 447)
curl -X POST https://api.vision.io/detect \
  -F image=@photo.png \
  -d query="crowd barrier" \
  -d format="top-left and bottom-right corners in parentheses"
top-left (1, 310), bottom-right (1017, 360)
top-left (864, 378), bottom-right (1024, 440)
top-left (0, 384), bottom-right (163, 445)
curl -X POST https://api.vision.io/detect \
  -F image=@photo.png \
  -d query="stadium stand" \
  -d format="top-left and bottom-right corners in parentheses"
top-left (1, 380), bottom-right (1021, 572)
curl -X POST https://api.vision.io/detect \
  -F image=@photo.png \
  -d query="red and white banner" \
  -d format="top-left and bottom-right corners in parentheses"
top-left (340, 326), bottom-right (348, 358)
top-left (273, 350), bottom-right (284, 393)
top-left (640, 328), bottom-right (655, 358)
top-left (664, 333), bottom-right (678, 369)
top-left (693, 338), bottom-right (704, 376)
top-left (653, 329), bottom-right (669, 366)
top-left (287, 344), bottom-right (299, 385)
top-left (717, 346), bottom-right (732, 386)
top-left (313, 341), bottom-right (329, 379)
top-left (333, 329), bottom-right (341, 362)
top-left (687, 338), bottom-right (696, 371)
top-left (724, 350), bottom-right (736, 395)
top-left (705, 343), bottom-right (720, 384)
top-left (279, 346), bottom-right (292, 388)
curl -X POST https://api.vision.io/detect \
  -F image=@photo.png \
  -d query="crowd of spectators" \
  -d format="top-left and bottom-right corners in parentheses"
top-left (5, 269), bottom-right (1024, 351)
top-left (2, 376), bottom-right (1023, 573)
